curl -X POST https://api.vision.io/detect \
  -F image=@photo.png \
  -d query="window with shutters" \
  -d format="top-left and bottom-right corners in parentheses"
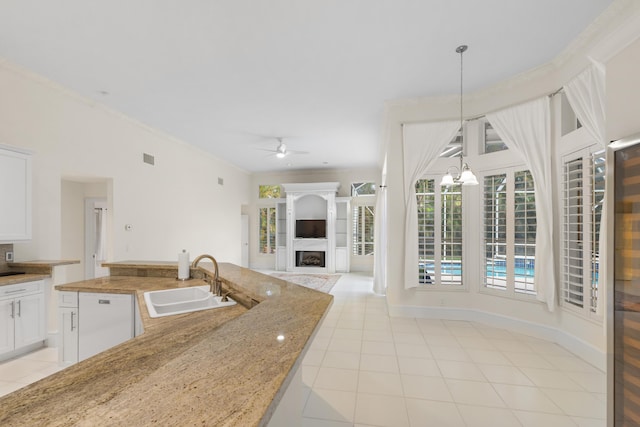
top-left (416, 178), bottom-right (463, 287)
top-left (352, 204), bottom-right (374, 256)
top-left (258, 207), bottom-right (276, 254)
top-left (482, 169), bottom-right (536, 296)
top-left (562, 149), bottom-right (604, 316)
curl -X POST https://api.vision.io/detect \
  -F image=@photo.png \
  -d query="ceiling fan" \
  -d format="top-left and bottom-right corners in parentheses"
top-left (259, 137), bottom-right (309, 159)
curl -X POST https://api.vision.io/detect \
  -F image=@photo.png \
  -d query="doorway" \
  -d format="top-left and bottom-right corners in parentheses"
top-left (85, 198), bottom-right (109, 279)
top-left (61, 178), bottom-right (112, 282)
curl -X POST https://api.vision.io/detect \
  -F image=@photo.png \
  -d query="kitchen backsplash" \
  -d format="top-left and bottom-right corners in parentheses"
top-left (0, 244), bottom-right (13, 271)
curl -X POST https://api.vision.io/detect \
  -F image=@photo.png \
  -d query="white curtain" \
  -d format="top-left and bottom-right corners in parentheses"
top-left (564, 63), bottom-right (606, 147)
top-left (403, 121), bottom-right (460, 289)
top-left (373, 183), bottom-right (387, 294)
top-left (487, 98), bottom-right (556, 311)
top-left (564, 63), bottom-right (607, 316)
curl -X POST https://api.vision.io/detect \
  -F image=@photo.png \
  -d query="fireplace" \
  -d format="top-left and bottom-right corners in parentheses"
top-left (296, 251), bottom-right (325, 268)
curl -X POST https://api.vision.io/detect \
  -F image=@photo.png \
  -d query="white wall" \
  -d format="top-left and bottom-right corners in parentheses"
top-left (249, 168), bottom-right (380, 271)
top-left (0, 59), bottom-right (250, 272)
top-left (607, 37), bottom-right (640, 141)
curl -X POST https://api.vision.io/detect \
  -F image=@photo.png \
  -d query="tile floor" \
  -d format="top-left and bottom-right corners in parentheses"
top-left (0, 272), bottom-right (607, 427)
top-left (0, 346), bottom-right (63, 397)
top-left (301, 272), bottom-right (606, 427)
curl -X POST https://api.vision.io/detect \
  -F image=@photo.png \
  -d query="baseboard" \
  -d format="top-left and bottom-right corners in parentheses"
top-left (387, 304), bottom-right (605, 372)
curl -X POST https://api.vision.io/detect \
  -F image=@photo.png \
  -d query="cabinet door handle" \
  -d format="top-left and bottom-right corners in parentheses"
top-left (16, 300), bottom-right (21, 317)
top-left (70, 311), bottom-right (76, 331)
top-left (10, 301), bottom-right (15, 319)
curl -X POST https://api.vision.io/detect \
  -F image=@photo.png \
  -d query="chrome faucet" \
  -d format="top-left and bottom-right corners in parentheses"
top-left (191, 254), bottom-right (221, 296)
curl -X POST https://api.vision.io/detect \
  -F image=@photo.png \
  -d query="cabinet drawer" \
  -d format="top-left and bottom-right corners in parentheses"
top-left (0, 280), bottom-right (43, 299)
top-left (58, 291), bottom-right (78, 308)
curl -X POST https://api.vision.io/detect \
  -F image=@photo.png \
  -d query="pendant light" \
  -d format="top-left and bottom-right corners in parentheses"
top-left (440, 45), bottom-right (478, 187)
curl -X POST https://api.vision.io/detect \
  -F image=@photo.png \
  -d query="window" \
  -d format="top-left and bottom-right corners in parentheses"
top-left (416, 179), bottom-right (463, 286)
top-left (259, 207), bottom-right (276, 254)
top-left (439, 129), bottom-right (462, 158)
top-left (560, 93), bottom-right (583, 136)
top-left (563, 158), bottom-right (584, 307)
top-left (352, 205), bottom-right (374, 255)
top-left (483, 169), bottom-right (536, 295)
top-left (351, 182), bottom-right (376, 196)
top-left (562, 150), bottom-right (605, 314)
top-left (259, 185), bottom-right (281, 198)
top-left (484, 174), bottom-right (507, 290)
top-left (484, 122), bottom-right (508, 153)
top-left (514, 170), bottom-right (536, 294)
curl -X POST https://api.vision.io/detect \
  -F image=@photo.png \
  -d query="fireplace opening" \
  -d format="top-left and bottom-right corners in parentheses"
top-left (296, 251), bottom-right (325, 268)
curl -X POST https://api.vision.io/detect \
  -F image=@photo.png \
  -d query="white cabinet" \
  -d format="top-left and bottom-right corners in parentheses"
top-left (0, 299), bottom-right (15, 354)
top-left (58, 291), bottom-right (134, 366)
top-left (58, 291), bottom-right (78, 366)
top-left (0, 145), bottom-right (32, 243)
top-left (0, 280), bottom-right (45, 358)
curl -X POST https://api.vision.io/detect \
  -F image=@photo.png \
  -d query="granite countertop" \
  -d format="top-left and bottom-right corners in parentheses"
top-left (0, 262), bottom-right (333, 426)
top-left (0, 260), bottom-right (80, 286)
top-left (0, 273), bottom-right (49, 286)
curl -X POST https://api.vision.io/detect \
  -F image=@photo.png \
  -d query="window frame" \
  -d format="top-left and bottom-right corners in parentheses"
top-left (415, 176), bottom-right (466, 290)
top-left (479, 166), bottom-right (538, 301)
top-left (352, 197), bottom-right (375, 256)
top-left (258, 205), bottom-right (277, 255)
top-left (559, 147), bottom-right (604, 321)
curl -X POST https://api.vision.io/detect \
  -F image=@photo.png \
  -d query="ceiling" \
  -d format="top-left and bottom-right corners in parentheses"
top-left (0, 0), bottom-right (614, 173)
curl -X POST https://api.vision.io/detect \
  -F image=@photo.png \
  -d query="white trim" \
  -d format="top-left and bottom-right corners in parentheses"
top-left (387, 304), bottom-right (605, 372)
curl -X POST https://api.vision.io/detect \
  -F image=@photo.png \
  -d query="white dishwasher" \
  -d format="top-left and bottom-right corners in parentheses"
top-left (78, 292), bottom-right (134, 361)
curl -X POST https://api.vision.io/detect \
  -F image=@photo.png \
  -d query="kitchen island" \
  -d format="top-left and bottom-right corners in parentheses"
top-left (0, 262), bottom-right (333, 426)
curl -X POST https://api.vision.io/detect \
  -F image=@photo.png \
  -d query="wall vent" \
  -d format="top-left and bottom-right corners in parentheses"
top-left (218, 177), bottom-right (224, 185)
top-left (143, 153), bottom-right (155, 165)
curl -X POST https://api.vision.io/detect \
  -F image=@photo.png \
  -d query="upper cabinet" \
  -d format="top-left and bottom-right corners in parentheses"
top-left (0, 145), bottom-right (32, 243)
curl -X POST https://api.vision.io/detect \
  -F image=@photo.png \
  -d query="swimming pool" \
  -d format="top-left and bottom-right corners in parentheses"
top-left (418, 260), bottom-right (535, 278)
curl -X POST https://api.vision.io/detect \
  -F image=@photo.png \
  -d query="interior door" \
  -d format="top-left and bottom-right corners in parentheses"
top-left (241, 214), bottom-right (249, 267)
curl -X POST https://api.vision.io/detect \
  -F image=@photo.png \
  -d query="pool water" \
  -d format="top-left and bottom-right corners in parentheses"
top-left (419, 262), bottom-right (535, 278)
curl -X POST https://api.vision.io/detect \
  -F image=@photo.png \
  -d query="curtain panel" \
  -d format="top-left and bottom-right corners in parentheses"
top-left (564, 62), bottom-right (607, 315)
top-left (373, 183), bottom-right (387, 295)
top-left (402, 121), bottom-right (460, 289)
top-left (487, 98), bottom-right (556, 311)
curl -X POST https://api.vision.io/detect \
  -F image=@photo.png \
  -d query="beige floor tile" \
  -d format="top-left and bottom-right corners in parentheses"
top-left (493, 383), bottom-right (563, 413)
top-left (314, 367), bottom-right (359, 392)
top-left (445, 379), bottom-right (506, 407)
top-left (354, 393), bottom-right (409, 427)
top-left (405, 398), bottom-right (465, 427)
top-left (357, 371), bottom-right (403, 396)
top-left (401, 375), bottom-right (452, 401)
top-left (457, 405), bottom-right (522, 427)
top-left (303, 388), bottom-right (356, 423)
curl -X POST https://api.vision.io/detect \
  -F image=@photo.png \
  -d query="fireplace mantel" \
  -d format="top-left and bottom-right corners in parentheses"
top-left (277, 182), bottom-right (349, 273)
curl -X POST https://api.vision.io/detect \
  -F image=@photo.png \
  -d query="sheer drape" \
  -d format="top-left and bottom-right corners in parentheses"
top-left (564, 63), bottom-right (607, 316)
top-left (564, 63), bottom-right (606, 147)
top-left (373, 183), bottom-right (387, 294)
top-left (487, 98), bottom-right (556, 311)
top-left (402, 121), bottom-right (460, 289)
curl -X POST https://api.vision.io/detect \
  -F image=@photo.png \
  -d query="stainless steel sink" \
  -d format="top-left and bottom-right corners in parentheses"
top-left (143, 285), bottom-right (236, 318)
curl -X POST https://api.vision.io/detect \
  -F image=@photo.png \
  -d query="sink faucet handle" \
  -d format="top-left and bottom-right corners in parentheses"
top-left (221, 290), bottom-right (234, 302)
